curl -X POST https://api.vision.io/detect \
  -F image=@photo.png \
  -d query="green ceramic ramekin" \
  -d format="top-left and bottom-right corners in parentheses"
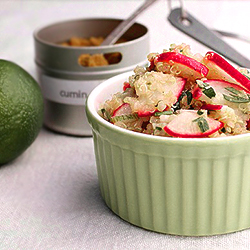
top-left (86, 72), bottom-right (250, 236)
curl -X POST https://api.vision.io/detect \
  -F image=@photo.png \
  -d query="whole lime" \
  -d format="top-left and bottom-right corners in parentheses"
top-left (0, 59), bottom-right (44, 165)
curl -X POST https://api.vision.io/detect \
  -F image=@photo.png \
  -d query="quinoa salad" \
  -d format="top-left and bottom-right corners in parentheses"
top-left (99, 44), bottom-right (250, 138)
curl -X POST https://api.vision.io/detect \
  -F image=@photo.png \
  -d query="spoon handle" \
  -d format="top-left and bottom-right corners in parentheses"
top-left (168, 7), bottom-right (250, 68)
top-left (102, 0), bottom-right (158, 46)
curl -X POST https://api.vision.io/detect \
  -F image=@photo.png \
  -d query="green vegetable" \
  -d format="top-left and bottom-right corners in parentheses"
top-left (193, 117), bottom-right (209, 133)
top-left (101, 108), bottom-right (111, 121)
top-left (243, 73), bottom-right (250, 80)
top-left (186, 91), bottom-right (193, 105)
top-left (155, 127), bottom-right (162, 131)
top-left (110, 114), bottom-right (138, 123)
top-left (223, 87), bottom-right (250, 103)
top-left (196, 80), bottom-right (216, 99)
top-left (172, 90), bottom-right (193, 112)
top-left (154, 110), bottom-right (173, 116)
top-left (197, 110), bottom-right (204, 115)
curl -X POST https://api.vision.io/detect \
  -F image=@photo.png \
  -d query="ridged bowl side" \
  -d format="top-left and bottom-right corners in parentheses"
top-left (89, 118), bottom-right (250, 236)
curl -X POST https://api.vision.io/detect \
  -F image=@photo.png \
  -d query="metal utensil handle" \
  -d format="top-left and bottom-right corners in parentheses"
top-left (214, 29), bottom-right (250, 44)
top-left (168, 7), bottom-right (250, 68)
top-left (102, 0), bottom-right (158, 46)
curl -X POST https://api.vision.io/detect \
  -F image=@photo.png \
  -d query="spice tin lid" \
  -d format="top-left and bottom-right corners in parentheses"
top-left (34, 18), bottom-right (150, 79)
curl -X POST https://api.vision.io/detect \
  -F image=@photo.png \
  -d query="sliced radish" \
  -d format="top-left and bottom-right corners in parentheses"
top-left (163, 110), bottom-right (223, 138)
top-left (203, 51), bottom-right (250, 92)
top-left (137, 110), bottom-right (156, 117)
top-left (194, 79), bottom-right (250, 108)
top-left (137, 77), bottom-right (186, 117)
top-left (204, 79), bottom-right (250, 94)
top-left (111, 103), bottom-right (138, 123)
top-left (112, 103), bottom-right (132, 117)
top-left (131, 73), bottom-right (186, 116)
top-left (171, 76), bottom-right (186, 99)
top-left (155, 52), bottom-right (209, 80)
top-left (201, 104), bottom-right (223, 110)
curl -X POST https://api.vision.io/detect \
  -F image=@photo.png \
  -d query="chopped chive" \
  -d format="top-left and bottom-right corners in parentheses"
top-left (154, 110), bottom-right (173, 116)
top-left (110, 114), bottom-right (138, 123)
top-left (223, 94), bottom-right (250, 103)
top-left (223, 87), bottom-right (250, 103)
top-left (225, 87), bottom-right (241, 95)
top-left (193, 117), bottom-right (209, 133)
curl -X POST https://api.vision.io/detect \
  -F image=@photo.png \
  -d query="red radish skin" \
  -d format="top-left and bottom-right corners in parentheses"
top-left (163, 111), bottom-right (224, 138)
top-left (204, 79), bottom-right (250, 93)
top-left (201, 104), bottom-right (223, 110)
top-left (247, 119), bottom-right (250, 130)
top-left (164, 124), bottom-right (223, 138)
top-left (155, 52), bottom-right (209, 78)
top-left (123, 82), bottom-right (131, 91)
top-left (173, 77), bottom-right (186, 98)
top-left (112, 103), bottom-right (132, 117)
top-left (148, 59), bottom-right (155, 71)
top-left (204, 52), bottom-right (250, 92)
top-left (137, 110), bottom-right (156, 117)
top-left (192, 87), bottom-right (203, 99)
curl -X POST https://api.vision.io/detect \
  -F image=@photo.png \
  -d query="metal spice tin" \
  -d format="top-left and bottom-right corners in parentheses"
top-left (34, 18), bottom-right (150, 136)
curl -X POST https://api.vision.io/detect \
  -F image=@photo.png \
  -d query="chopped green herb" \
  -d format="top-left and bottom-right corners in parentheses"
top-left (155, 127), bottom-right (162, 131)
top-left (172, 90), bottom-right (193, 111)
top-left (197, 110), bottom-right (204, 115)
top-left (193, 117), bottom-right (209, 133)
top-left (186, 90), bottom-right (193, 105)
top-left (196, 80), bottom-right (216, 99)
top-left (223, 94), bottom-right (250, 103)
top-left (101, 108), bottom-right (111, 121)
top-left (223, 87), bottom-right (250, 103)
top-left (203, 87), bottom-right (216, 99)
top-left (154, 110), bottom-right (173, 116)
top-left (221, 127), bottom-right (226, 133)
top-left (172, 101), bottom-right (181, 112)
top-left (110, 114), bottom-right (138, 123)
top-left (101, 108), bottom-right (105, 114)
top-left (225, 87), bottom-right (242, 95)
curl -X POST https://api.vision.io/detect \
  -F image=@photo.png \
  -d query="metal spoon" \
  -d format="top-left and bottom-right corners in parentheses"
top-left (101, 0), bottom-right (158, 46)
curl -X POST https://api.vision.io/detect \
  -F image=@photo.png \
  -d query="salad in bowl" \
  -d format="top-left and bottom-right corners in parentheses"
top-left (99, 43), bottom-right (250, 138)
top-left (86, 43), bottom-right (250, 236)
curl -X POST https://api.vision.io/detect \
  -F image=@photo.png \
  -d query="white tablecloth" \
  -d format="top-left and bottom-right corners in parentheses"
top-left (1, 1), bottom-right (250, 249)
